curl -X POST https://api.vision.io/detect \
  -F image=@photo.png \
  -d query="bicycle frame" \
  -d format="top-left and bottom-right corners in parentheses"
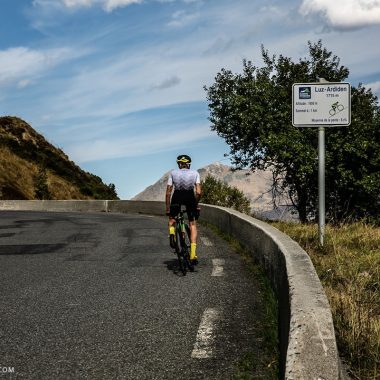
top-left (173, 206), bottom-right (193, 275)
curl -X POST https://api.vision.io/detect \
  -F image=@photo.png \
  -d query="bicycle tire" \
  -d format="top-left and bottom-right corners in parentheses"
top-left (183, 224), bottom-right (194, 272)
top-left (338, 104), bottom-right (344, 112)
top-left (175, 228), bottom-right (187, 275)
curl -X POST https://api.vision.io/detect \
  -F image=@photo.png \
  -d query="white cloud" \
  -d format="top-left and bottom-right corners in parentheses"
top-left (63, 0), bottom-right (92, 8)
top-left (300, 0), bottom-right (380, 30)
top-left (167, 10), bottom-right (200, 27)
top-left (66, 124), bottom-right (213, 162)
top-left (0, 46), bottom-right (81, 86)
top-left (17, 79), bottom-right (32, 89)
top-left (58, 0), bottom-right (201, 12)
top-left (60, 0), bottom-right (142, 12)
top-left (365, 80), bottom-right (380, 95)
top-left (102, 0), bottom-right (143, 12)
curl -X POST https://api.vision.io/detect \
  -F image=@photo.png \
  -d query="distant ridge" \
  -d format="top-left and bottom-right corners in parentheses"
top-left (0, 116), bottom-right (118, 200)
top-left (132, 162), bottom-right (296, 220)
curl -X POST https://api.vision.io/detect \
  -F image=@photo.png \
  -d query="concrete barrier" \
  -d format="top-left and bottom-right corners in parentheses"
top-left (0, 200), bottom-right (108, 213)
top-left (0, 200), bottom-right (340, 379)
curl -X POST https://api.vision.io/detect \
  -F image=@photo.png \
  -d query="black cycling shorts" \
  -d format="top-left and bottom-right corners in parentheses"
top-left (169, 190), bottom-right (199, 222)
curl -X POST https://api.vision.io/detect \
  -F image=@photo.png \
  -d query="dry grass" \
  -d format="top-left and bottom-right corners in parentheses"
top-left (0, 146), bottom-right (89, 200)
top-left (47, 172), bottom-right (91, 200)
top-left (0, 146), bottom-right (37, 198)
top-left (271, 221), bottom-right (380, 380)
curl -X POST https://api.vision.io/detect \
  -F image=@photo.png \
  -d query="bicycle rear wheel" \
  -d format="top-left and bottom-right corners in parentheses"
top-left (175, 229), bottom-right (187, 276)
top-left (183, 225), bottom-right (194, 272)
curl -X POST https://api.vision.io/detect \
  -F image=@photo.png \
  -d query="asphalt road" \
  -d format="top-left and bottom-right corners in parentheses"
top-left (0, 211), bottom-right (264, 379)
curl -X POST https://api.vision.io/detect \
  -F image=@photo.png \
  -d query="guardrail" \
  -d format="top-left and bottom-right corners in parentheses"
top-left (0, 200), bottom-right (342, 379)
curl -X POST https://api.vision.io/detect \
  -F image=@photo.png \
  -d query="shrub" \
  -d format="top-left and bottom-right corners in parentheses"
top-left (201, 175), bottom-right (251, 214)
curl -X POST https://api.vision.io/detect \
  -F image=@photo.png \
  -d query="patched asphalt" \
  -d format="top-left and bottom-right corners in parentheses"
top-left (0, 211), bottom-right (265, 379)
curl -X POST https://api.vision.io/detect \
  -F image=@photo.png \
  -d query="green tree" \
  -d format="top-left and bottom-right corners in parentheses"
top-left (106, 183), bottom-right (118, 199)
top-left (205, 40), bottom-right (380, 223)
top-left (79, 182), bottom-right (119, 199)
top-left (201, 175), bottom-right (251, 214)
top-left (34, 166), bottom-right (51, 200)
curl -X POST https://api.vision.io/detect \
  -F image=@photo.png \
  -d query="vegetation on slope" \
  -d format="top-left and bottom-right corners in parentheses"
top-left (272, 221), bottom-right (379, 380)
top-left (0, 116), bottom-right (118, 200)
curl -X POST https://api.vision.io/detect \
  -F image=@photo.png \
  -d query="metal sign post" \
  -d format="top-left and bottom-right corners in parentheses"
top-left (318, 126), bottom-right (325, 246)
top-left (292, 80), bottom-right (351, 246)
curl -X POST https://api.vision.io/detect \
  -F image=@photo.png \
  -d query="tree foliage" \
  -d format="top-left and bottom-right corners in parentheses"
top-left (205, 40), bottom-right (380, 224)
top-left (34, 166), bottom-right (51, 200)
top-left (201, 175), bottom-right (251, 214)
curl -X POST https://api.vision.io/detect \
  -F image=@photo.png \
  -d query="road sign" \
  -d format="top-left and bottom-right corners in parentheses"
top-left (292, 82), bottom-right (351, 127)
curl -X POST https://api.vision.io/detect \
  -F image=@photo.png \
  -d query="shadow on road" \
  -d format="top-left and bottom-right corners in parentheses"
top-left (0, 244), bottom-right (66, 255)
top-left (164, 258), bottom-right (199, 277)
top-left (164, 258), bottom-right (184, 276)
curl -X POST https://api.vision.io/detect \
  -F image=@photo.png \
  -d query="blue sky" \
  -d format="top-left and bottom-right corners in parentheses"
top-left (1, 0), bottom-right (380, 199)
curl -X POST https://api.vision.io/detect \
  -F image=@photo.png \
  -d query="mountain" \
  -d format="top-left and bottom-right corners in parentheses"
top-left (0, 116), bottom-right (118, 200)
top-left (198, 163), bottom-right (273, 211)
top-left (132, 162), bottom-right (296, 220)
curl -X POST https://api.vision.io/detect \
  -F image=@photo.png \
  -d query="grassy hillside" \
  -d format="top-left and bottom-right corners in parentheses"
top-left (271, 221), bottom-right (379, 380)
top-left (0, 116), bottom-right (118, 200)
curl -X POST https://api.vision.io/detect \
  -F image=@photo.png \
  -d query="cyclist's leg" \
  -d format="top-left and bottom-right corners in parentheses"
top-left (187, 209), bottom-right (198, 262)
top-left (189, 221), bottom-right (198, 261)
top-left (189, 220), bottom-right (197, 243)
top-left (184, 193), bottom-right (199, 262)
top-left (168, 200), bottom-right (180, 249)
top-left (168, 216), bottom-right (176, 248)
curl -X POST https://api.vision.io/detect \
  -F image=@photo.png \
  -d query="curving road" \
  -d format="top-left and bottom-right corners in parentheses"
top-left (0, 211), bottom-right (264, 379)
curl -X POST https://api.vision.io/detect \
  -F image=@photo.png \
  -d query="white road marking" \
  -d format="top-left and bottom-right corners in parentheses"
top-left (191, 308), bottom-right (220, 359)
top-left (211, 259), bottom-right (225, 277)
top-left (200, 236), bottom-right (213, 246)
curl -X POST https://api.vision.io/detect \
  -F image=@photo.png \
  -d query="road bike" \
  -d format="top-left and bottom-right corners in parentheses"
top-left (173, 206), bottom-right (194, 276)
top-left (329, 101), bottom-right (344, 116)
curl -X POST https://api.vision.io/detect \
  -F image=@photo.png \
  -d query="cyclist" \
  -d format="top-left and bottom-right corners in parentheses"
top-left (166, 155), bottom-right (201, 264)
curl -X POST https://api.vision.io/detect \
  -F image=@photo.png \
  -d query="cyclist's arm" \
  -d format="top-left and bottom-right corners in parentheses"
top-left (166, 185), bottom-right (173, 214)
top-left (195, 183), bottom-right (201, 205)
